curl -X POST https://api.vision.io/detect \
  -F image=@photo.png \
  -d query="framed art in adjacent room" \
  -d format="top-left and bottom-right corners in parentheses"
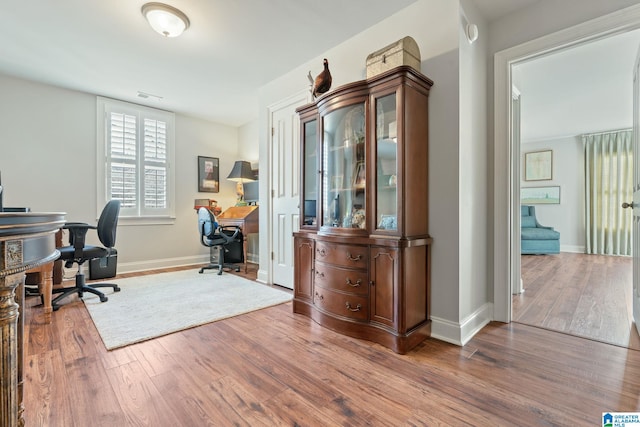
top-left (198, 156), bottom-right (219, 193)
top-left (521, 186), bottom-right (560, 204)
top-left (524, 150), bottom-right (552, 181)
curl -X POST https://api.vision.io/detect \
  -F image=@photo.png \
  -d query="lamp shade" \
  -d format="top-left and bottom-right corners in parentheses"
top-left (142, 2), bottom-right (190, 37)
top-left (227, 161), bottom-right (255, 182)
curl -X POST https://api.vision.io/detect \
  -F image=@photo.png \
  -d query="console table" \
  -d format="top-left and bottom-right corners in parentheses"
top-left (216, 205), bottom-right (258, 272)
top-left (0, 212), bottom-right (64, 427)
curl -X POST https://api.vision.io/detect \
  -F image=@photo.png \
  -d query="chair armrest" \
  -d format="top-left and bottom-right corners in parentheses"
top-left (62, 222), bottom-right (97, 259)
top-left (218, 226), bottom-right (241, 243)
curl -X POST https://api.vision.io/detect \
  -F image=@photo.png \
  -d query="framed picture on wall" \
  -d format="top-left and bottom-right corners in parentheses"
top-left (198, 156), bottom-right (219, 193)
top-left (524, 150), bottom-right (553, 181)
top-left (521, 186), bottom-right (560, 204)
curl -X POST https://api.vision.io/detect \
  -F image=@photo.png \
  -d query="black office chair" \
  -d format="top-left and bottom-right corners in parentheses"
top-left (52, 200), bottom-right (121, 310)
top-left (197, 207), bottom-right (243, 275)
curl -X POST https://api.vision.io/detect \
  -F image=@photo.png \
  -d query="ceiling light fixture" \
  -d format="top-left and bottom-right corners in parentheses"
top-left (141, 2), bottom-right (190, 38)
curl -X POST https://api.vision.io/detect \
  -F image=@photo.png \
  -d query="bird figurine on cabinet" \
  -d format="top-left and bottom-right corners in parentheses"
top-left (309, 58), bottom-right (332, 99)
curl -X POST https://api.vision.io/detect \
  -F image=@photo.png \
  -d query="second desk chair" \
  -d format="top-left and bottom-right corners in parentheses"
top-left (197, 207), bottom-right (244, 275)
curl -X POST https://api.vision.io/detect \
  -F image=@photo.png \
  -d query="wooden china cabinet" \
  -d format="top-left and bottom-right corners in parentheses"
top-left (293, 66), bottom-right (433, 354)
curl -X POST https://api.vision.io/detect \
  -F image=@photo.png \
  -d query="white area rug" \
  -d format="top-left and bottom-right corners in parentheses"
top-left (83, 269), bottom-right (292, 350)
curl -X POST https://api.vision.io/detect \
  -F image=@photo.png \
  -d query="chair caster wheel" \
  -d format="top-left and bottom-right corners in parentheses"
top-left (235, 267), bottom-right (240, 272)
top-left (114, 286), bottom-right (121, 292)
top-left (199, 270), bottom-right (204, 274)
top-left (100, 295), bottom-right (108, 303)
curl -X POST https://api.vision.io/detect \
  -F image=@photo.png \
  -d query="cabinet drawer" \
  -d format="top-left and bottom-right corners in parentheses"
top-left (315, 241), bottom-right (368, 269)
top-left (313, 285), bottom-right (369, 321)
top-left (314, 261), bottom-right (368, 296)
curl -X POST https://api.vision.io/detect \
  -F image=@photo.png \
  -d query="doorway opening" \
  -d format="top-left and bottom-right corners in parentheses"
top-left (493, 5), bottom-right (640, 350)
top-left (510, 30), bottom-right (640, 350)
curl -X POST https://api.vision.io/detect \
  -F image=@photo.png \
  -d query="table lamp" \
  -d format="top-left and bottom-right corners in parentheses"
top-left (227, 161), bottom-right (255, 206)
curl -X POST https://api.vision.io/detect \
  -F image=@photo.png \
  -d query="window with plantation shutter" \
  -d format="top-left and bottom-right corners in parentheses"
top-left (97, 97), bottom-right (175, 224)
top-left (142, 118), bottom-right (167, 209)
top-left (109, 112), bottom-right (137, 208)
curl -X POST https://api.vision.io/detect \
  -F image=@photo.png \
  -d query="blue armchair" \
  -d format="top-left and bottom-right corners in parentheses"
top-left (521, 205), bottom-right (560, 254)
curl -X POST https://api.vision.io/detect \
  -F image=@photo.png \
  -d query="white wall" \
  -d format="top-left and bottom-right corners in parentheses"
top-left (458, 0), bottom-right (491, 341)
top-left (487, 0), bottom-right (640, 152)
top-left (488, 0), bottom-right (640, 54)
top-left (521, 138), bottom-right (584, 252)
top-left (0, 73), bottom-right (244, 273)
top-left (238, 120), bottom-right (260, 263)
top-left (238, 121), bottom-right (259, 163)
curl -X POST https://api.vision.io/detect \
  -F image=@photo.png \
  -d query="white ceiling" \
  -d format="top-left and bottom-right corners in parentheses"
top-left (2, 0), bottom-right (600, 133)
top-left (515, 29), bottom-right (640, 142)
top-left (472, 0), bottom-right (540, 22)
top-left (0, 0), bottom-right (416, 127)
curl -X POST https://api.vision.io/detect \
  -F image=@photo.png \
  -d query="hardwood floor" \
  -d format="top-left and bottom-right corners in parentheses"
top-left (23, 263), bottom-right (640, 426)
top-left (516, 252), bottom-right (640, 350)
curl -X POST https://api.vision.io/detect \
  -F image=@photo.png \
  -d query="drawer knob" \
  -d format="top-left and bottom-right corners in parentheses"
top-left (315, 292), bottom-right (324, 302)
top-left (346, 278), bottom-right (362, 287)
top-left (347, 252), bottom-right (362, 261)
top-left (317, 248), bottom-right (327, 256)
top-left (315, 271), bottom-right (325, 278)
top-left (345, 302), bottom-right (362, 312)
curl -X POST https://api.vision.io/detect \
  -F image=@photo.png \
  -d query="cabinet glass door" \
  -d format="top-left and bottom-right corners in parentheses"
top-left (375, 94), bottom-right (398, 231)
top-left (321, 103), bottom-right (366, 229)
top-left (302, 119), bottom-right (318, 226)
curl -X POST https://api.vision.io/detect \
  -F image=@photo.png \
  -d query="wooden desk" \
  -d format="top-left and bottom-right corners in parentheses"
top-left (0, 212), bottom-right (64, 427)
top-left (25, 230), bottom-right (62, 324)
top-left (216, 205), bottom-right (258, 273)
top-left (25, 262), bottom-right (54, 323)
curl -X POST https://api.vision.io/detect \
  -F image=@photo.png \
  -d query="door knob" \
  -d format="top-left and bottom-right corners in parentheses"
top-left (622, 202), bottom-right (634, 209)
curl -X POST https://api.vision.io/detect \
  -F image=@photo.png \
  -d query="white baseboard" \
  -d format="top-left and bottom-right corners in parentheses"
top-left (119, 255), bottom-right (263, 278)
top-left (430, 302), bottom-right (493, 346)
top-left (257, 269), bottom-right (269, 284)
top-left (118, 255), bottom-right (208, 274)
top-left (247, 251), bottom-right (259, 264)
top-left (561, 245), bottom-right (585, 253)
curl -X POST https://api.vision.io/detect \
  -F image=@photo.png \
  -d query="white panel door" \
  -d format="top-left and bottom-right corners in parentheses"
top-left (269, 93), bottom-right (307, 289)
top-left (632, 45), bottom-right (640, 336)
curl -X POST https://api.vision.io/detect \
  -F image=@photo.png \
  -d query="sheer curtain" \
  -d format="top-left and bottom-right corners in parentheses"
top-left (583, 129), bottom-right (633, 255)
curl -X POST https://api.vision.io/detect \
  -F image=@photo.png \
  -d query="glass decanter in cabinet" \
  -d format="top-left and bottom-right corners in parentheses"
top-left (293, 66), bottom-right (433, 354)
